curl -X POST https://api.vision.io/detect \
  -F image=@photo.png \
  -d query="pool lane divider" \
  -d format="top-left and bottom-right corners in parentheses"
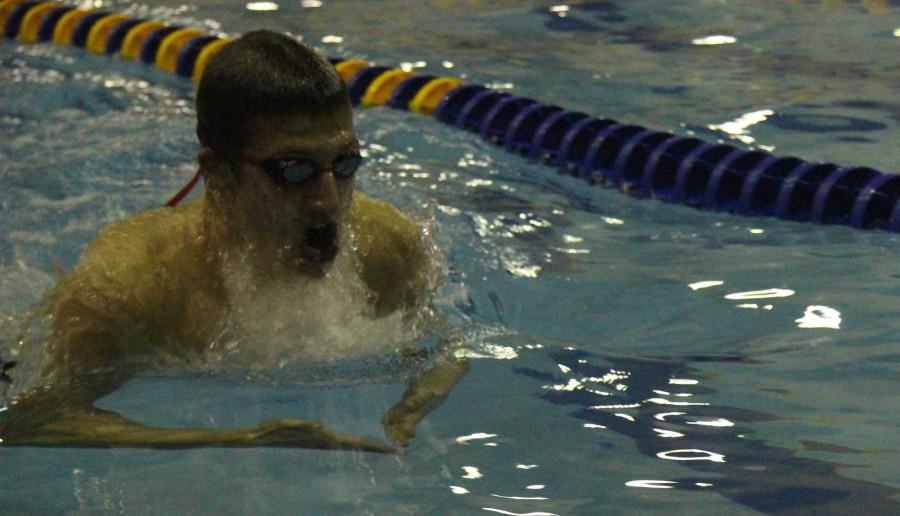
top-left (3, 0), bottom-right (899, 233)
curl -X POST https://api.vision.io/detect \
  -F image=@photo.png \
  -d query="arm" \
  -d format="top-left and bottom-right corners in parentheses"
top-left (3, 316), bottom-right (394, 452)
top-left (348, 195), bottom-right (467, 446)
top-left (0, 376), bottom-right (392, 452)
top-left (381, 352), bottom-right (468, 447)
top-left (3, 325), bottom-right (394, 452)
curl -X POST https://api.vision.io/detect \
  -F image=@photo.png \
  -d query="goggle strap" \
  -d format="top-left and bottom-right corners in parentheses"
top-left (164, 168), bottom-right (204, 207)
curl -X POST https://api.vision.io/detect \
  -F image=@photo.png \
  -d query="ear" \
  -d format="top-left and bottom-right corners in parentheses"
top-left (198, 147), bottom-right (222, 176)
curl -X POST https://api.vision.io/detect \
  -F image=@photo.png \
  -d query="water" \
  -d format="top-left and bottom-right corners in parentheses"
top-left (2, 0), bottom-right (899, 513)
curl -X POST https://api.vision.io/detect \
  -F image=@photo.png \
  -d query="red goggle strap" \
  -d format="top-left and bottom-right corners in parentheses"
top-left (164, 168), bottom-right (203, 207)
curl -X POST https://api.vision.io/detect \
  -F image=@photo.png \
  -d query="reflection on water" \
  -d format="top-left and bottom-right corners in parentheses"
top-left (516, 346), bottom-right (900, 514)
top-left (795, 305), bottom-right (842, 329)
top-left (725, 288), bottom-right (796, 300)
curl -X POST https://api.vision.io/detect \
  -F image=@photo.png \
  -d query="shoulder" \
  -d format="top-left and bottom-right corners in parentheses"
top-left (88, 202), bottom-right (202, 259)
top-left (55, 201), bottom-right (207, 315)
top-left (349, 193), bottom-right (422, 251)
top-left (80, 202), bottom-right (203, 273)
top-left (45, 201), bottom-right (208, 374)
top-left (347, 193), bottom-right (437, 316)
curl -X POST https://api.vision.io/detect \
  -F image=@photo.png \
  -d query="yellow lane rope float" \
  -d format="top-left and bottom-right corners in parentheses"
top-left (409, 77), bottom-right (463, 115)
top-left (15, 1), bottom-right (57, 43)
top-left (0, 0), bottom-right (29, 29)
top-left (155, 27), bottom-right (206, 73)
top-left (190, 37), bottom-right (230, 82)
top-left (119, 20), bottom-right (164, 60)
top-left (85, 13), bottom-right (129, 54)
top-left (361, 69), bottom-right (413, 107)
top-left (334, 59), bottom-right (370, 83)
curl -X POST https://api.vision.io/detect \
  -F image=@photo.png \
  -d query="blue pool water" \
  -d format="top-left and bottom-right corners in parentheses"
top-left (2, 0), bottom-right (899, 513)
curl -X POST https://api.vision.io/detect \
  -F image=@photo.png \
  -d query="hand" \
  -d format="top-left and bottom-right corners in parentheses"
top-left (248, 418), bottom-right (396, 453)
top-left (381, 386), bottom-right (442, 447)
top-left (382, 359), bottom-right (468, 447)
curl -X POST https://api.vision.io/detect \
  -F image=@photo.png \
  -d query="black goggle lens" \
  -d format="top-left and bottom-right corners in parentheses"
top-left (333, 153), bottom-right (362, 177)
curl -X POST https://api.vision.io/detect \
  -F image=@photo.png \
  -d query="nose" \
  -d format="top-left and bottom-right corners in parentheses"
top-left (305, 169), bottom-right (341, 217)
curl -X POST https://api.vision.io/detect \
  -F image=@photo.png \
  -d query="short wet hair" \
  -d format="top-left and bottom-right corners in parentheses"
top-left (196, 30), bottom-right (350, 154)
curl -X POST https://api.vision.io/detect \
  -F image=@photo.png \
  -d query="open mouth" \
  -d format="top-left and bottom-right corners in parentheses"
top-left (301, 222), bottom-right (339, 263)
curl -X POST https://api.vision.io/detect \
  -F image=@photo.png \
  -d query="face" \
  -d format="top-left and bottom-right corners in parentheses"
top-left (215, 104), bottom-right (359, 275)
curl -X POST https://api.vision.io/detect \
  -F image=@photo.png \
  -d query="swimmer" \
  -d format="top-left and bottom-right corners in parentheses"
top-left (0, 30), bottom-right (466, 451)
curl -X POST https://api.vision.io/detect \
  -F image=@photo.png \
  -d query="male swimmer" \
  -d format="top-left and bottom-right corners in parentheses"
top-left (0, 30), bottom-right (465, 451)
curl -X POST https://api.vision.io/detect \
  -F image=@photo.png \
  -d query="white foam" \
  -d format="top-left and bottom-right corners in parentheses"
top-left (210, 248), bottom-right (422, 369)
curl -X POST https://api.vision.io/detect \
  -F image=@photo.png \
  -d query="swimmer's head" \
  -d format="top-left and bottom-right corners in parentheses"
top-left (196, 30), bottom-right (350, 153)
top-left (196, 31), bottom-right (358, 275)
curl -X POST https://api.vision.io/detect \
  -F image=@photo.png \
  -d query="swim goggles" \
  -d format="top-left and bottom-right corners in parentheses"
top-left (164, 151), bottom-right (363, 207)
top-left (238, 152), bottom-right (363, 186)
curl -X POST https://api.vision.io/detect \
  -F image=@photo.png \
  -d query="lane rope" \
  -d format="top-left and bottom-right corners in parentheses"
top-left (3, 0), bottom-right (898, 232)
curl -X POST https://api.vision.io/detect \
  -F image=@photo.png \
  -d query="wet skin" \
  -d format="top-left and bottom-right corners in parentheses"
top-left (0, 104), bottom-right (466, 451)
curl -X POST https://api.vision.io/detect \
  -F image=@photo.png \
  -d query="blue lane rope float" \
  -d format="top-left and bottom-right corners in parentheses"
top-left (3, 0), bottom-right (899, 232)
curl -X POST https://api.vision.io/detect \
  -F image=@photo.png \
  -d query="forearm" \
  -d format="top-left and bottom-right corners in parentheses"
top-left (2, 408), bottom-right (393, 452)
top-left (382, 356), bottom-right (469, 446)
top-left (1, 378), bottom-right (392, 452)
top-left (402, 358), bottom-right (468, 406)
top-left (4, 408), bottom-right (241, 448)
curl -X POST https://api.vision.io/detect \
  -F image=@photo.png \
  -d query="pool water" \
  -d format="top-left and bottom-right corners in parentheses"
top-left (2, 0), bottom-right (899, 513)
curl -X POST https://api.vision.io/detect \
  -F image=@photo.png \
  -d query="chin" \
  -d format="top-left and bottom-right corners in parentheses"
top-left (283, 248), bottom-right (339, 277)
